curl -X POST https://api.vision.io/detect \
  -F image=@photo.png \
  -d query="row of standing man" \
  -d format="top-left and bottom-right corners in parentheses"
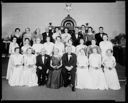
top-left (8, 26), bottom-right (107, 48)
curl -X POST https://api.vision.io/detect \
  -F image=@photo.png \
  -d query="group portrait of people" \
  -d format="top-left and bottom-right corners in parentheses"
top-left (6, 24), bottom-right (121, 92)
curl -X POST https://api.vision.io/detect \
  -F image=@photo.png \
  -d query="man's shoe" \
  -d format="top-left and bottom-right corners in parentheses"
top-left (72, 86), bottom-right (75, 92)
top-left (64, 84), bottom-right (68, 87)
top-left (38, 84), bottom-right (42, 86)
top-left (42, 82), bottom-right (46, 86)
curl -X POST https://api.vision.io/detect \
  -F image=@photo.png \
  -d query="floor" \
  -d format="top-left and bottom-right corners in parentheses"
top-left (2, 57), bottom-right (126, 101)
top-left (2, 78), bottom-right (125, 101)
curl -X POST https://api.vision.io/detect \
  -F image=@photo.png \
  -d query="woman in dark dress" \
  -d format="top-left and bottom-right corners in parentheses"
top-left (10, 28), bottom-right (22, 47)
top-left (86, 27), bottom-right (95, 46)
top-left (46, 47), bottom-right (63, 89)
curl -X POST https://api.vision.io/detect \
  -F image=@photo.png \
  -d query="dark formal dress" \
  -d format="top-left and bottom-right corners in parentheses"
top-left (46, 56), bottom-right (63, 89)
top-left (86, 33), bottom-right (95, 46)
top-left (36, 54), bottom-right (51, 85)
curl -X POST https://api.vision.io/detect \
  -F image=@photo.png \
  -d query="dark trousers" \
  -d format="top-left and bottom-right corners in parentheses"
top-left (36, 69), bottom-right (47, 85)
top-left (62, 68), bottom-right (76, 87)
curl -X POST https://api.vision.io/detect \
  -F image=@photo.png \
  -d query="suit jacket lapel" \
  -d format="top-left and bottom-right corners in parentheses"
top-left (67, 53), bottom-right (72, 63)
top-left (69, 53), bottom-right (72, 63)
top-left (66, 53), bottom-right (69, 63)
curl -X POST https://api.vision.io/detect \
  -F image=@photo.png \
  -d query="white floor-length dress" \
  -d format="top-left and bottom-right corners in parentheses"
top-left (76, 54), bottom-right (94, 89)
top-left (20, 54), bottom-right (38, 87)
top-left (103, 56), bottom-right (121, 90)
top-left (8, 54), bottom-right (24, 86)
top-left (89, 53), bottom-right (108, 90)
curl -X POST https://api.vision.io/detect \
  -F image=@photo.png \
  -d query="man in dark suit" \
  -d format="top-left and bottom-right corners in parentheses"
top-left (95, 27), bottom-right (108, 46)
top-left (36, 48), bottom-right (51, 86)
top-left (71, 27), bottom-right (83, 47)
top-left (62, 46), bottom-right (77, 91)
top-left (42, 27), bottom-right (53, 43)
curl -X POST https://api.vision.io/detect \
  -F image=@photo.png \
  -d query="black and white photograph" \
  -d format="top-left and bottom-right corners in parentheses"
top-left (2, 1), bottom-right (126, 101)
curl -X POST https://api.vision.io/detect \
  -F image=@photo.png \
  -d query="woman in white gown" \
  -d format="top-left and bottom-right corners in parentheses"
top-left (20, 47), bottom-right (38, 87)
top-left (89, 47), bottom-right (108, 90)
top-left (87, 39), bottom-right (101, 57)
top-left (76, 39), bottom-right (87, 55)
top-left (31, 28), bottom-right (43, 44)
top-left (65, 39), bottom-right (76, 54)
top-left (54, 36), bottom-right (65, 57)
top-left (8, 47), bottom-right (24, 86)
top-left (76, 49), bottom-right (93, 89)
top-left (61, 28), bottom-right (71, 45)
top-left (9, 37), bottom-right (19, 55)
top-left (99, 34), bottom-right (113, 59)
top-left (43, 36), bottom-right (54, 56)
top-left (102, 49), bottom-right (121, 90)
top-left (6, 47), bottom-right (23, 86)
top-left (22, 28), bottom-right (32, 45)
top-left (21, 38), bottom-right (31, 54)
top-left (32, 37), bottom-right (44, 56)
top-left (52, 27), bottom-right (61, 42)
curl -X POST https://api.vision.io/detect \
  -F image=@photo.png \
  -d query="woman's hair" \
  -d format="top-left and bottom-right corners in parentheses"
top-left (81, 25), bottom-right (86, 28)
top-left (99, 26), bottom-right (104, 30)
top-left (91, 38), bottom-right (96, 41)
top-left (103, 34), bottom-right (108, 38)
top-left (12, 36), bottom-right (17, 41)
top-left (88, 27), bottom-right (93, 31)
top-left (33, 28), bottom-right (40, 34)
top-left (56, 36), bottom-right (61, 40)
top-left (26, 47), bottom-right (33, 53)
top-left (92, 46), bottom-right (98, 52)
top-left (55, 27), bottom-right (60, 30)
top-left (25, 38), bottom-right (30, 42)
top-left (79, 48), bottom-right (85, 54)
top-left (53, 27), bottom-right (60, 33)
top-left (25, 27), bottom-right (30, 32)
top-left (106, 49), bottom-right (113, 53)
top-left (15, 28), bottom-right (20, 32)
top-left (64, 27), bottom-right (69, 30)
top-left (14, 47), bottom-right (20, 52)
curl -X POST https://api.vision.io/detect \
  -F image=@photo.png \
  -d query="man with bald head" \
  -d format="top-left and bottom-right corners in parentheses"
top-left (36, 48), bottom-right (51, 86)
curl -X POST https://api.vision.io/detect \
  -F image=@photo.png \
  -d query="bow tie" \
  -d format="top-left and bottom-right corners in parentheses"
top-left (68, 54), bottom-right (71, 56)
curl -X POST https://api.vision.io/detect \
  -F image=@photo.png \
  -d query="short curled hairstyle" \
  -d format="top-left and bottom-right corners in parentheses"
top-left (56, 36), bottom-right (61, 40)
top-left (14, 47), bottom-right (20, 52)
top-left (106, 49), bottom-right (113, 53)
top-left (15, 28), bottom-right (20, 32)
top-left (99, 27), bottom-right (104, 30)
